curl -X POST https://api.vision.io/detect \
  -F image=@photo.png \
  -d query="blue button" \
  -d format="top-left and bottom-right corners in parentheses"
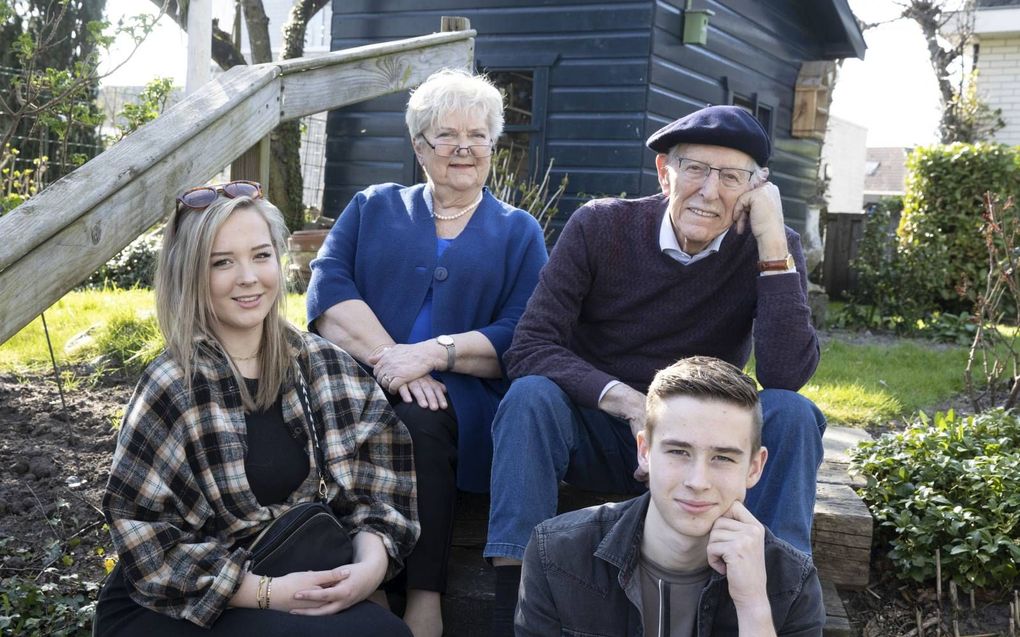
top-left (434, 266), bottom-right (449, 281)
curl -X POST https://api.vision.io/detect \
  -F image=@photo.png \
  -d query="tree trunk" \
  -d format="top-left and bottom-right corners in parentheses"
top-left (240, 0), bottom-right (273, 63)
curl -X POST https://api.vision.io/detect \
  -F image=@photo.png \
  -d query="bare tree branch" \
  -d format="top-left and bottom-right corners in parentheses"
top-left (145, 0), bottom-right (246, 69)
top-left (282, 0), bottom-right (330, 61)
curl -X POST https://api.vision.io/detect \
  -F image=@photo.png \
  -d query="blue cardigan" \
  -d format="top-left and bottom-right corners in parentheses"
top-left (306, 183), bottom-right (548, 491)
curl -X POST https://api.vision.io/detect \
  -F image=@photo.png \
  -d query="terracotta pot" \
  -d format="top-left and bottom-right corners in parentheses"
top-left (287, 229), bottom-right (330, 292)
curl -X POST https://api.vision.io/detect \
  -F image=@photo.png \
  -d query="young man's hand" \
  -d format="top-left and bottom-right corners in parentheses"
top-left (707, 500), bottom-right (775, 634)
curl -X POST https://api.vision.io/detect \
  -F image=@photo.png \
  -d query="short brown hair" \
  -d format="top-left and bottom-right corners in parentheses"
top-left (645, 356), bottom-right (763, 451)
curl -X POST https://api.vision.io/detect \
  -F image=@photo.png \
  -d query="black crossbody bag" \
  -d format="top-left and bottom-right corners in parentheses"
top-left (247, 367), bottom-right (354, 577)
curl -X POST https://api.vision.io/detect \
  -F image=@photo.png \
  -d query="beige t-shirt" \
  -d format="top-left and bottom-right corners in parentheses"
top-left (638, 557), bottom-right (713, 637)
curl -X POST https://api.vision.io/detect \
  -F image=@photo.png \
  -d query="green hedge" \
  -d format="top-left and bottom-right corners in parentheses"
top-left (899, 143), bottom-right (1020, 313)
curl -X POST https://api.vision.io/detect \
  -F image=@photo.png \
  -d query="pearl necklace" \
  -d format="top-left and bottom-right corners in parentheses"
top-left (432, 192), bottom-right (483, 221)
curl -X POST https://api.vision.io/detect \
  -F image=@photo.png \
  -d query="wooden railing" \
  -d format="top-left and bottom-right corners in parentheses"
top-left (0, 21), bottom-right (475, 345)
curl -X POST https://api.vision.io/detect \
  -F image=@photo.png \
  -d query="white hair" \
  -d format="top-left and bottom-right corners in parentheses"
top-left (405, 68), bottom-right (505, 140)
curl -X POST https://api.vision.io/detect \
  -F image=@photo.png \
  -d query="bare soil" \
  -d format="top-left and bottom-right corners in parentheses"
top-left (0, 335), bottom-right (1013, 635)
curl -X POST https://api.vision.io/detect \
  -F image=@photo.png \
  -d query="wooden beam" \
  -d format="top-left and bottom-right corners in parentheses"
top-left (0, 64), bottom-right (278, 274)
top-left (280, 40), bottom-right (474, 120)
top-left (0, 26), bottom-right (475, 345)
top-left (0, 74), bottom-right (281, 343)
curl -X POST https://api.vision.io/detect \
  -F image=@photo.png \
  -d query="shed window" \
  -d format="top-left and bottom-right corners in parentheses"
top-left (732, 94), bottom-right (773, 140)
top-left (488, 70), bottom-right (538, 179)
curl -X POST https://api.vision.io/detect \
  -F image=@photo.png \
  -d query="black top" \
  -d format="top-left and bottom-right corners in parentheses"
top-left (243, 378), bottom-right (309, 506)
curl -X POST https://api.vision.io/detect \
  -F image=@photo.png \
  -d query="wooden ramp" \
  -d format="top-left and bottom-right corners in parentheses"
top-left (440, 426), bottom-right (874, 636)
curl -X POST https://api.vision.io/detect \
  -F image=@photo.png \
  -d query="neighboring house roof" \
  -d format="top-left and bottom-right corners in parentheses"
top-left (863, 147), bottom-right (910, 196)
top-left (975, 0), bottom-right (1020, 35)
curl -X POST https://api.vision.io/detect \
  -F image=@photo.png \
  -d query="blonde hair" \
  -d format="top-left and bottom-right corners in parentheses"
top-left (405, 68), bottom-right (505, 140)
top-left (156, 194), bottom-right (295, 411)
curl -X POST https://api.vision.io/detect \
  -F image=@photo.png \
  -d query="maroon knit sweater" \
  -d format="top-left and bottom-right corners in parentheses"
top-left (504, 194), bottom-right (820, 409)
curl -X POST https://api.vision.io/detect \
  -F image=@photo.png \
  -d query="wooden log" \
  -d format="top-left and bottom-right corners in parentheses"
top-left (821, 579), bottom-right (852, 637)
top-left (812, 482), bottom-right (872, 588)
top-left (817, 459), bottom-right (866, 487)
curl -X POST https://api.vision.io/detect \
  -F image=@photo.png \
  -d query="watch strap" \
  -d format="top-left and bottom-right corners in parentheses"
top-left (757, 254), bottom-right (795, 272)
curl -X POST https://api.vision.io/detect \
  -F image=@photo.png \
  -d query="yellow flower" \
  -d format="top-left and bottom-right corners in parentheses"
top-left (104, 556), bottom-right (118, 574)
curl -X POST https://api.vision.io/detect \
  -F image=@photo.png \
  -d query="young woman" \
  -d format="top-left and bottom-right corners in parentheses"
top-left (94, 182), bottom-right (419, 636)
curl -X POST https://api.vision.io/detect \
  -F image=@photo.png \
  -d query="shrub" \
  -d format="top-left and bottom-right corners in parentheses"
top-left (899, 143), bottom-right (1020, 312)
top-left (839, 197), bottom-right (950, 333)
top-left (0, 573), bottom-right (96, 637)
top-left (850, 409), bottom-right (1020, 590)
top-left (68, 310), bottom-right (163, 375)
top-left (488, 145), bottom-right (567, 245)
top-left (81, 230), bottom-right (161, 290)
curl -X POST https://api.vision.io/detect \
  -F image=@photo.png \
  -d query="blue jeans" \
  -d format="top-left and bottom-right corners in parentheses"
top-left (484, 376), bottom-right (826, 560)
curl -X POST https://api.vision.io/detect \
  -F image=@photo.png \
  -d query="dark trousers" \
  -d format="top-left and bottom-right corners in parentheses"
top-left (389, 400), bottom-right (458, 593)
top-left (93, 564), bottom-right (412, 637)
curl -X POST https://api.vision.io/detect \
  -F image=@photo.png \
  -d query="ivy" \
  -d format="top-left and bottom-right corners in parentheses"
top-left (850, 409), bottom-right (1020, 590)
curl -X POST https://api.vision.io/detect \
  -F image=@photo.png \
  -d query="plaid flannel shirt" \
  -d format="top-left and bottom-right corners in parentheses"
top-left (102, 330), bottom-right (419, 628)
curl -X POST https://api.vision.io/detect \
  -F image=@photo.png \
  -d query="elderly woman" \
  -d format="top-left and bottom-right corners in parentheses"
top-left (95, 183), bottom-right (418, 636)
top-left (306, 68), bottom-right (548, 637)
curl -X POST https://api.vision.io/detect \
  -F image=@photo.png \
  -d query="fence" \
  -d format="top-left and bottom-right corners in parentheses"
top-left (823, 212), bottom-right (865, 299)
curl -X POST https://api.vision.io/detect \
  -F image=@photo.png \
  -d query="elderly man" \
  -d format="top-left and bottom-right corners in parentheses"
top-left (516, 357), bottom-right (825, 636)
top-left (485, 105), bottom-right (825, 635)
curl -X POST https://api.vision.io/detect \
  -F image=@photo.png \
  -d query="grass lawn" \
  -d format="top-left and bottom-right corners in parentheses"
top-left (800, 338), bottom-right (969, 427)
top-left (0, 289), bottom-right (308, 371)
top-left (1, 291), bottom-right (977, 428)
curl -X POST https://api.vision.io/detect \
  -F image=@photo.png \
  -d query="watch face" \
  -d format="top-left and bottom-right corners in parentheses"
top-left (437, 335), bottom-right (454, 346)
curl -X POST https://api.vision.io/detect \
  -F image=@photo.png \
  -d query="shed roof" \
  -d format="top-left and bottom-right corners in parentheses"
top-left (817, 0), bottom-right (867, 59)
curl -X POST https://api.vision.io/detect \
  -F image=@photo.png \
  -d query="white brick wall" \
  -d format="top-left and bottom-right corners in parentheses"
top-left (977, 36), bottom-right (1020, 145)
top-left (821, 117), bottom-right (867, 214)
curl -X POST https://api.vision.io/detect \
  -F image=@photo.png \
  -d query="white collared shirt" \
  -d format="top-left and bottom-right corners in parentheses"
top-left (658, 210), bottom-right (727, 265)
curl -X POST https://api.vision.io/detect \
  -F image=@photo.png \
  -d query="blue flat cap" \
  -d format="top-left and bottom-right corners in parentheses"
top-left (646, 105), bottom-right (771, 166)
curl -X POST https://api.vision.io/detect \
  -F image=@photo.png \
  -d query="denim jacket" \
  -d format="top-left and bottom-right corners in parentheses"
top-left (516, 493), bottom-right (825, 636)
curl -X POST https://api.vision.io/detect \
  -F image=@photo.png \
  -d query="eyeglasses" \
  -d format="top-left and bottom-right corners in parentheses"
top-left (419, 136), bottom-right (494, 158)
top-left (675, 157), bottom-right (754, 190)
top-left (176, 180), bottom-right (263, 211)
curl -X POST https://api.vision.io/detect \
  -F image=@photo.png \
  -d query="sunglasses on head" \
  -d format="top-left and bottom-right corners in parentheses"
top-left (175, 180), bottom-right (263, 211)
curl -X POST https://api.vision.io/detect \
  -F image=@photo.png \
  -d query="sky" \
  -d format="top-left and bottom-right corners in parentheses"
top-left (98, 0), bottom-right (944, 149)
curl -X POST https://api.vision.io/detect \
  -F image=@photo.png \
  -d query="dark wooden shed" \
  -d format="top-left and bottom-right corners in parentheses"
top-left (323, 0), bottom-right (865, 235)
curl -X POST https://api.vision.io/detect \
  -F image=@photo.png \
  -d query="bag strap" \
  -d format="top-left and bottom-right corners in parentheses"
top-left (295, 362), bottom-right (329, 503)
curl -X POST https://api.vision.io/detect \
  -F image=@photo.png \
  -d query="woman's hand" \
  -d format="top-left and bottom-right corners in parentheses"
top-left (370, 343), bottom-right (443, 392)
top-left (397, 375), bottom-right (448, 410)
top-left (287, 561), bottom-right (386, 615)
top-left (290, 531), bottom-right (390, 615)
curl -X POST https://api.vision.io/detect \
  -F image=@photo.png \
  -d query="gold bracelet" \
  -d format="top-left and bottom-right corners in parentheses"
top-left (265, 576), bottom-right (273, 611)
top-left (256, 574), bottom-right (267, 610)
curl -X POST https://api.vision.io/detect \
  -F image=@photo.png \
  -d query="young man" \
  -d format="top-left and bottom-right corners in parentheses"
top-left (516, 357), bottom-right (825, 636)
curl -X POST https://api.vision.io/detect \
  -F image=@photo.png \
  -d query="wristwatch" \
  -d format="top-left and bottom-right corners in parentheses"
top-left (436, 335), bottom-right (456, 371)
top-left (757, 254), bottom-right (795, 272)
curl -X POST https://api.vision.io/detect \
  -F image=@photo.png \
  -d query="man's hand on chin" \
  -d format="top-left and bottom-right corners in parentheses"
top-left (732, 182), bottom-right (788, 260)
